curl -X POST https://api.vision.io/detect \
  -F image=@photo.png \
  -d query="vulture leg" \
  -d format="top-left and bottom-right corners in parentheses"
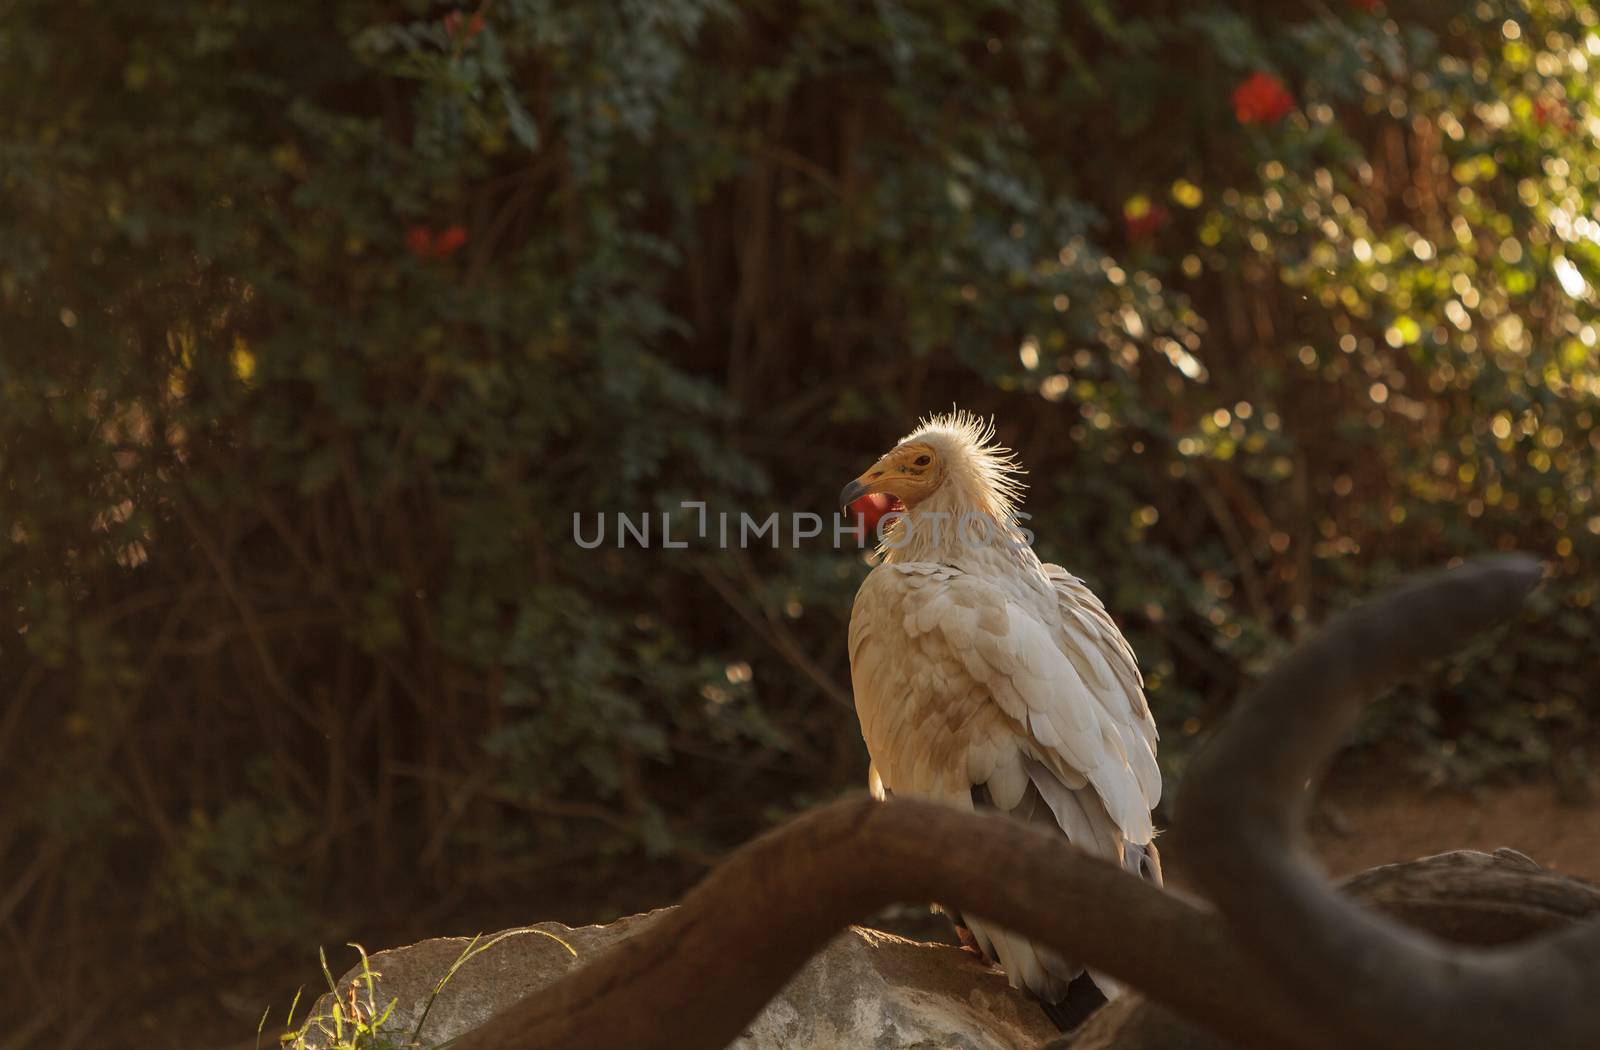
top-left (946, 783), bottom-right (1104, 1032)
top-left (958, 781), bottom-right (1161, 1033)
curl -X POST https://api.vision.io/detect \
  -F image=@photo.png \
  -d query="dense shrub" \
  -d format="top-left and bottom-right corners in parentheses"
top-left (4, 0), bottom-right (1599, 1035)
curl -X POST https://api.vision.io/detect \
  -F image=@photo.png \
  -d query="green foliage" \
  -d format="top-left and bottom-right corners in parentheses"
top-left (280, 946), bottom-right (404, 1050)
top-left (164, 795), bottom-right (315, 944)
top-left (5, 0), bottom-right (1600, 1037)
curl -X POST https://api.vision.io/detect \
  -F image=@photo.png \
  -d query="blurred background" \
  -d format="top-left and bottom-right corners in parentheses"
top-left (5, 0), bottom-right (1600, 1045)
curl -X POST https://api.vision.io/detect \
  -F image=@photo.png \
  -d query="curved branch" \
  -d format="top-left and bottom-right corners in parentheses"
top-left (445, 554), bottom-right (1596, 1050)
top-left (1052, 848), bottom-right (1600, 1050)
top-left (1176, 553), bottom-right (1600, 1050)
top-left (448, 796), bottom-right (1314, 1050)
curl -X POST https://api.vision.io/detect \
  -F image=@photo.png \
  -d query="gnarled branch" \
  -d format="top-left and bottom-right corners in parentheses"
top-left (449, 796), bottom-right (1304, 1050)
top-left (450, 555), bottom-right (1598, 1050)
top-left (1177, 552), bottom-right (1600, 1049)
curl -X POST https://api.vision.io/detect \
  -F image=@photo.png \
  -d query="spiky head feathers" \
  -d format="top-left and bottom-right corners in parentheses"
top-left (840, 408), bottom-right (1028, 522)
top-left (896, 409), bottom-right (1027, 518)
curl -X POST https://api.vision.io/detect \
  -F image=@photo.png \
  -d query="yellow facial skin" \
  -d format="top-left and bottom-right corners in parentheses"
top-left (838, 441), bottom-right (945, 509)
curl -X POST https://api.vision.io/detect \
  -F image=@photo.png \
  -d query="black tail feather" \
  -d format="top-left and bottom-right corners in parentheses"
top-left (1037, 972), bottom-right (1108, 1033)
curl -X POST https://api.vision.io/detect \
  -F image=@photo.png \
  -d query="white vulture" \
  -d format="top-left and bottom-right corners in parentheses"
top-left (839, 409), bottom-right (1161, 1025)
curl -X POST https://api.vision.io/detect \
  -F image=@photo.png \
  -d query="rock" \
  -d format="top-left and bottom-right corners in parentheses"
top-left (298, 910), bottom-right (1056, 1050)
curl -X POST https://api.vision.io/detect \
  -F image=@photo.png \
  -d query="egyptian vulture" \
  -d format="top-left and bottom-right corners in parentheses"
top-left (839, 410), bottom-right (1161, 1025)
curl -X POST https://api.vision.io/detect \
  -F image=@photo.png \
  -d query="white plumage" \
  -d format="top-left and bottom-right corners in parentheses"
top-left (842, 410), bottom-right (1161, 1006)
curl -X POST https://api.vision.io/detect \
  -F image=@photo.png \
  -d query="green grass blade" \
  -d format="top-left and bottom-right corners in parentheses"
top-left (408, 927), bottom-right (577, 1044)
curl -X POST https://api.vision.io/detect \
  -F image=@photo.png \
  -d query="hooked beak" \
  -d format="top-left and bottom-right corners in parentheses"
top-left (844, 464), bottom-right (908, 521)
top-left (840, 458), bottom-right (892, 507)
top-left (839, 477), bottom-right (871, 507)
top-left (840, 459), bottom-right (903, 511)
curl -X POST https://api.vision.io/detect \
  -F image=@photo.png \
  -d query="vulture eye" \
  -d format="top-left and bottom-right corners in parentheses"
top-left (913, 455), bottom-right (931, 466)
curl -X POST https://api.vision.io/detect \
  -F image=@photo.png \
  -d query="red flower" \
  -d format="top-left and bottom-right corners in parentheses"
top-left (405, 225), bottom-right (434, 260)
top-left (1532, 97), bottom-right (1573, 131)
top-left (1124, 196), bottom-right (1170, 242)
top-left (443, 10), bottom-right (485, 41)
top-left (432, 224), bottom-right (469, 259)
top-left (1232, 72), bottom-right (1295, 126)
top-left (405, 224), bottom-right (470, 261)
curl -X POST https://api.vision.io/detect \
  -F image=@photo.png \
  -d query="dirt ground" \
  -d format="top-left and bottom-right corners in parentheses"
top-left (1308, 774), bottom-right (1600, 881)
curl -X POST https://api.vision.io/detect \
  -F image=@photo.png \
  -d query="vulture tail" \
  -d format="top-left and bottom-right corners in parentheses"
top-left (960, 777), bottom-right (1165, 1031)
top-left (1038, 973), bottom-right (1107, 1033)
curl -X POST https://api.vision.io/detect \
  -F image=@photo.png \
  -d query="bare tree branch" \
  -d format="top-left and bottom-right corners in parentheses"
top-left (445, 554), bottom-right (1600, 1050)
top-left (1051, 848), bottom-right (1600, 1050)
top-left (1176, 552), bottom-right (1600, 1050)
top-left (448, 795), bottom-right (1310, 1050)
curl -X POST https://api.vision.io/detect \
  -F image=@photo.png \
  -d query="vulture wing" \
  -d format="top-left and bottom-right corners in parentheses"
top-left (1038, 562), bottom-right (1162, 821)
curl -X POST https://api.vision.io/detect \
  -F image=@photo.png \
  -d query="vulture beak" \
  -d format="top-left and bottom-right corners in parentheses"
top-left (840, 456), bottom-right (912, 527)
top-left (840, 458), bottom-right (892, 507)
top-left (840, 458), bottom-right (907, 512)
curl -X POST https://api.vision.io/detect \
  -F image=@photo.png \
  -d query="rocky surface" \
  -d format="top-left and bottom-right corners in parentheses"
top-left (299, 909), bottom-right (1056, 1049)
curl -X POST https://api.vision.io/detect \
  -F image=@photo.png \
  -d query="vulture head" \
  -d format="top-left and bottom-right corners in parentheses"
top-left (839, 409), bottom-right (1026, 530)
